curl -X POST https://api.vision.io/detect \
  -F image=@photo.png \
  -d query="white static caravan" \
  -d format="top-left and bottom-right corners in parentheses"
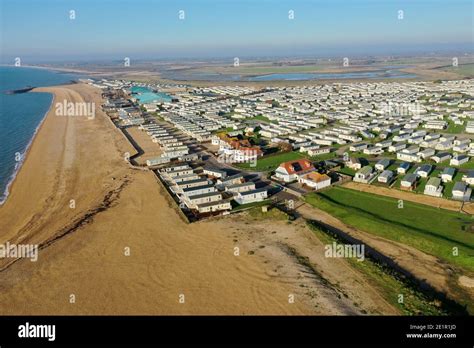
top-left (146, 156), bottom-right (171, 166)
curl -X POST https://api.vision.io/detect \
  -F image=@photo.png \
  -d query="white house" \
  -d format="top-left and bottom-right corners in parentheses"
top-left (274, 159), bottom-right (315, 183)
top-left (298, 172), bottom-right (331, 190)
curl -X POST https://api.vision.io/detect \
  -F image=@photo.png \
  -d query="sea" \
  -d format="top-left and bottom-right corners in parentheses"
top-left (0, 66), bottom-right (82, 204)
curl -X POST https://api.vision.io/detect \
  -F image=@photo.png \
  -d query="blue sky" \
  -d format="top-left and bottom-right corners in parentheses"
top-left (1, 0), bottom-right (473, 61)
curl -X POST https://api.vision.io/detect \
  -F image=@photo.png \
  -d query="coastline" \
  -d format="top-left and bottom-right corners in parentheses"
top-left (0, 83), bottom-right (319, 314)
top-left (0, 91), bottom-right (54, 205)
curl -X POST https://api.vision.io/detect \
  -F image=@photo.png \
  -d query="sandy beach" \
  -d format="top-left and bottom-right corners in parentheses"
top-left (0, 83), bottom-right (399, 315)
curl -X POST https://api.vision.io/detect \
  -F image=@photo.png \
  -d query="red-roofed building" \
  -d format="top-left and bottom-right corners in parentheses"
top-left (275, 158), bottom-right (315, 182)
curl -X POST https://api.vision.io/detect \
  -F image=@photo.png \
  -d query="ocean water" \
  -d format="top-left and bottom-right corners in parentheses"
top-left (0, 66), bottom-right (81, 204)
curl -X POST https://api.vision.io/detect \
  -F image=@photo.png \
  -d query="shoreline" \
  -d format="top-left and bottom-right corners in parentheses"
top-left (0, 90), bottom-right (55, 205)
top-left (0, 66), bottom-right (84, 206)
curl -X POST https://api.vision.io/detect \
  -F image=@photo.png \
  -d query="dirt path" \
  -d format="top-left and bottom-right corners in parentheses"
top-left (343, 181), bottom-right (474, 214)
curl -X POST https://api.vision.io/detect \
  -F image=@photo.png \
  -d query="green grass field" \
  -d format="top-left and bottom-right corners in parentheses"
top-left (235, 151), bottom-right (305, 171)
top-left (445, 119), bottom-right (466, 134)
top-left (337, 167), bottom-right (356, 176)
top-left (303, 151), bottom-right (337, 162)
top-left (305, 186), bottom-right (474, 272)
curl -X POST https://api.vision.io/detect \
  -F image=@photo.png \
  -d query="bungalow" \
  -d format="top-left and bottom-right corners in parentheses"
top-left (234, 188), bottom-right (268, 205)
top-left (298, 172), bottom-right (331, 190)
top-left (275, 159), bottom-right (315, 183)
top-left (397, 162), bottom-right (411, 175)
top-left (415, 164), bottom-right (433, 178)
top-left (400, 173), bottom-right (418, 190)
top-left (378, 170), bottom-right (394, 184)
top-left (353, 166), bottom-right (375, 184)
top-left (441, 167), bottom-right (456, 183)
top-left (450, 154), bottom-right (469, 166)
top-left (375, 159), bottom-right (391, 171)
top-left (452, 182), bottom-right (472, 201)
top-left (424, 177), bottom-right (443, 197)
top-left (431, 152), bottom-right (452, 163)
